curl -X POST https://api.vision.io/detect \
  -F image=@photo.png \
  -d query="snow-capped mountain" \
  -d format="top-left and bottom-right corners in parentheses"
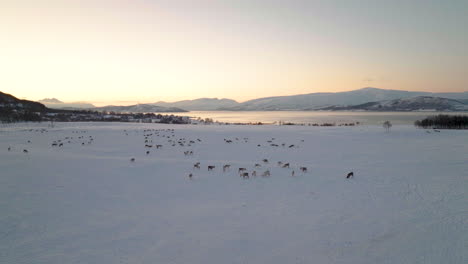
top-left (319, 96), bottom-right (468, 111)
top-left (226, 88), bottom-right (468, 111)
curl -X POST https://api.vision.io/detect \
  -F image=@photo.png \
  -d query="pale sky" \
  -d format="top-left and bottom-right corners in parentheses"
top-left (1, 0), bottom-right (467, 105)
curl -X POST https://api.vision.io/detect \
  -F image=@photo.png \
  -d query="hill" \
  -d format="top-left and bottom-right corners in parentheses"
top-left (0, 91), bottom-right (47, 112)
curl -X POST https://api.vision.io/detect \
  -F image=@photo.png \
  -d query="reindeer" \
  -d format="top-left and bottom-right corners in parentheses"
top-left (238, 168), bottom-right (246, 173)
top-left (223, 164), bottom-right (231, 172)
top-left (194, 162), bottom-right (201, 169)
top-left (254, 163), bottom-right (261, 168)
top-left (23, 149), bottom-right (28, 153)
top-left (291, 170), bottom-right (295, 177)
top-left (8, 146), bottom-right (11, 151)
top-left (208, 165), bottom-right (215, 171)
top-left (130, 158), bottom-right (135, 162)
top-left (346, 172), bottom-right (354, 179)
top-left (146, 151), bottom-right (150, 155)
top-left (277, 161), bottom-right (283, 166)
top-left (262, 170), bottom-right (271, 177)
top-left (156, 145), bottom-right (163, 149)
top-left (282, 163), bottom-right (290, 168)
top-left (189, 173), bottom-right (193, 179)
top-left (300, 167), bottom-right (307, 173)
top-left (262, 159), bottom-right (269, 163)
top-left (252, 171), bottom-right (257, 177)
top-left (241, 172), bottom-right (249, 179)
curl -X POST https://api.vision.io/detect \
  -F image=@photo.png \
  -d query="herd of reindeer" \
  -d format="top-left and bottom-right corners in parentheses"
top-left (6, 126), bottom-right (354, 179)
top-left (189, 159), bottom-right (309, 179)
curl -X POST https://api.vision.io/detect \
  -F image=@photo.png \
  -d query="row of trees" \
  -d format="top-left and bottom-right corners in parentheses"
top-left (0, 108), bottom-right (42, 123)
top-left (414, 115), bottom-right (468, 129)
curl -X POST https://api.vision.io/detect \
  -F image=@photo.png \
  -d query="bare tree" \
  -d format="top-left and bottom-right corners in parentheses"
top-left (383, 121), bottom-right (392, 132)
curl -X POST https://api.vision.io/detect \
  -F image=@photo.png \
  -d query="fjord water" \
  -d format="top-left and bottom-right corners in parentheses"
top-left (175, 111), bottom-right (468, 125)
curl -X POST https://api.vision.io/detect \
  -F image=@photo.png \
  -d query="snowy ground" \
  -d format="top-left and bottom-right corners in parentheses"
top-left (1, 122), bottom-right (467, 264)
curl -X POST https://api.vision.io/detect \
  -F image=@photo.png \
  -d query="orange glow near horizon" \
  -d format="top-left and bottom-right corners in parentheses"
top-left (1, 1), bottom-right (467, 105)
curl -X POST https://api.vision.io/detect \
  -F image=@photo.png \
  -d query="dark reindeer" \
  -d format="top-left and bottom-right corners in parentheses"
top-left (300, 167), bottom-right (307, 173)
top-left (346, 172), bottom-right (354, 179)
top-left (241, 172), bottom-right (249, 179)
top-left (208, 165), bottom-right (215, 171)
top-left (282, 163), bottom-right (290, 168)
top-left (223, 164), bottom-right (231, 172)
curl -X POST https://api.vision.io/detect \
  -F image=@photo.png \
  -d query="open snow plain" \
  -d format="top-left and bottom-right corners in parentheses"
top-left (1, 122), bottom-right (467, 264)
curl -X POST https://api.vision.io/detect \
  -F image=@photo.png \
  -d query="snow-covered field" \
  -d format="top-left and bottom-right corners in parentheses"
top-left (1, 122), bottom-right (467, 264)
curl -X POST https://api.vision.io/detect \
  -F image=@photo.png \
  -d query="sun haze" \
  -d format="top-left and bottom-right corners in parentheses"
top-left (1, 0), bottom-right (467, 105)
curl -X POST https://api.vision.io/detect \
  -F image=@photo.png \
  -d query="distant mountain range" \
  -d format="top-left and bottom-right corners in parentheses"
top-left (147, 87), bottom-right (468, 111)
top-left (30, 87), bottom-right (468, 112)
top-left (38, 98), bottom-right (96, 109)
top-left (154, 98), bottom-right (239, 111)
top-left (93, 104), bottom-right (187, 113)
